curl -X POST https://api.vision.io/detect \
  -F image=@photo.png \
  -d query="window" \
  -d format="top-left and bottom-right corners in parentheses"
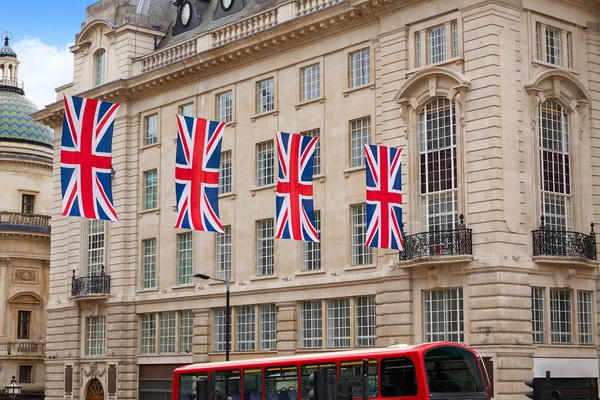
top-left (179, 310), bottom-right (194, 353)
top-left (302, 210), bottom-right (321, 271)
top-left (535, 22), bottom-right (573, 68)
top-left (21, 194), bottom-right (34, 214)
top-left (213, 308), bottom-right (228, 352)
top-left (301, 64), bottom-right (320, 101)
top-left (301, 129), bottom-right (320, 176)
top-left (17, 310), bottom-right (31, 340)
top-left (219, 151), bottom-right (232, 194)
top-left (159, 312), bottom-right (176, 353)
top-left (94, 49), bottom-right (106, 86)
top-left (177, 232), bottom-right (193, 285)
top-left (550, 289), bottom-right (572, 344)
top-left (423, 288), bottom-right (464, 342)
top-left (143, 169), bottom-right (157, 210)
top-left (217, 91), bottom-right (233, 122)
top-left (351, 204), bottom-right (372, 265)
top-left (259, 304), bottom-right (277, 350)
top-left (419, 98), bottom-right (458, 233)
top-left (216, 226), bottom-right (231, 281)
top-left (18, 365), bottom-right (32, 384)
top-left (539, 100), bottom-right (571, 231)
top-left (349, 49), bottom-right (370, 88)
top-left (356, 296), bottom-right (376, 347)
top-left (531, 287), bottom-right (545, 344)
top-left (87, 219), bottom-right (105, 276)
top-left (327, 298), bottom-right (350, 348)
top-left (179, 103), bottom-right (194, 117)
top-left (142, 238), bottom-right (156, 289)
top-left (381, 358), bottom-right (417, 397)
top-left (414, 20), bottom-right (460, 67)
top-left (144, 113), bottom-right (158, 146)
top-left (578, 291), bottom-right (593, 345)
top-left (350, 117), bottom-right (371, 168)
top-left (140, 313), bottom-right (156, 354)
top-left (256, 78), bottom-right (275, 114)
top-left (256, 141), bottom-right (274, 186)
top-left (257, 219), bottom-right (274, 276)
top-left (236, 306), bottom-right (255, 351)
top-left (86, 316), bottom-right (106, 356)
top-left (300, 300), bottom-right (322, 349)
top-left (428, 25), bottom-right (446, 64)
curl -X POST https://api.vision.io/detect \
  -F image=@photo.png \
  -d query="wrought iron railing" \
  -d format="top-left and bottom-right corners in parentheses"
top-left (532, 216), bottom-right (596, 260)
top-left (399, 215), bottom-right (473, 261)
top-left (0, 211), bottom-right (51, 233)
top-left (71, 267), bottom-right (111, 297)
top-left (0, 78), bottom-right (24, 89)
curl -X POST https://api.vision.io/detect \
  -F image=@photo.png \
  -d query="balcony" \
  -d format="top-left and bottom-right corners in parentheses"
top-left (0, 212), bottom-right (51, 234)
top-left (532, 217), bottom-right (596, 261)
top-left (71, 268), bottom-right (111, 299)
top-left (399, 215), bottom-right (473, 261)
top-left (0, 78), bottom-right (24, 95)
top-left (6, 341), bottom-right (45, 356)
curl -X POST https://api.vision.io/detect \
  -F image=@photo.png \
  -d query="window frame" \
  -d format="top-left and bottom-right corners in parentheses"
top-left (351, 203), bottom-right (372, 266)
top-left (94, 49), bottom-right (106, 86)
top-left (18, 365), bottom-right (33, 384)
top-left (21, 194), bottom-right (35, 214)
top-left (408, 14), bottom-right (463, 70)
top-left (216, 225), bottom-right (232, 281)
top-left (256, 140), bottom-right (275, 187)
top-left (300, 63), bottom-right (321, 103)
top-left (300, 129), bottom-right (321, 176)
top-left (349, 116), bottom-right (372, 168)
top-left (85, 316), bottom-right (106, 356)
top-left (142, 238), bottom-right (157, 289)
top-left (256, 218), bottom-right (274, 276)
top-left (216, 90), bottom-right (233, 123)
top-left (533, 16), bottom-right (575, 69)
top-left (255, 77), bottom-right (276, 115)
top-left (177, 231), bottom-right (193, 285)
top-left (219, 150), bottom-right (233, 195)
top-left (143, 169), bottom-right (158, 210)
top-left (17, 310), bottom-right (31, 340)
top-left (423, 288), bottom-right (464, 343)
top-left (348, 48), bottom-right (371, 89)
top-left (140, 311), bottom-right (194, 355)
top-left (301, 210), bottom-right (321, 271)
top-left (178, 102), bottom-right (195, 117)
top-left (142, 111), bottom-right (160, 147)
top-left (87, 219), bottom-right (105, 276)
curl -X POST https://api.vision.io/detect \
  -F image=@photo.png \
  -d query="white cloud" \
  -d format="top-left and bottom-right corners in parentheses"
top-left (12, 38), bottom-right (73, 110)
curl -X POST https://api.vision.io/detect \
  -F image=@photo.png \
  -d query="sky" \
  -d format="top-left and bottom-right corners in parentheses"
top-left (1, 1), bottom-right (94, 108)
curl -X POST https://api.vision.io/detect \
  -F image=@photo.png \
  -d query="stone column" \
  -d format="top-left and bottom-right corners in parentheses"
top-left (0, 257), bottom-right (9, 339)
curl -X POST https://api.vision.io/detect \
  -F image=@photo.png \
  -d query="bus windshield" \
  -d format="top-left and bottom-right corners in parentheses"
top-left (424, 346), bottom-right (486, 396)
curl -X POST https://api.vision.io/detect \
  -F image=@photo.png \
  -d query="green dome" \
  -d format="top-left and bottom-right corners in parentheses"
top-left (0, 91), bottom-right (53, 147)
top-left (0, 43), bottom-right (16, 57)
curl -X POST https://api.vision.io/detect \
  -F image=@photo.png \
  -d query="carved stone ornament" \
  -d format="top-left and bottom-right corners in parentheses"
top-left (83, 362), bottom-right (106, 378)
top-left (0, 257), bottom-right (10, 267)
top-left (14, 268), bottom-right (38, 283)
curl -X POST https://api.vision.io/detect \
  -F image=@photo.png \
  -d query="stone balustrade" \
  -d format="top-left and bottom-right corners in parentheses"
top-left (295, 0), bottom-right (343, 17)
top-left (140, 39), bottom-right (198, 73)
top-left (0, 211), bottom-right (51, 233)
top-left (212, 9), bottom-right (278, 47)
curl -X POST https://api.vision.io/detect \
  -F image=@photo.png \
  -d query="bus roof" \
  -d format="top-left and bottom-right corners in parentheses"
top-left (175, 342), bottom-right (470, 373)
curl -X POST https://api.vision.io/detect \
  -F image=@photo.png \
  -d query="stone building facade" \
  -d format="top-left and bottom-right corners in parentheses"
top-left (34, 0), bottom-right (600, 399)
top-left (0, 37), bottom-right (53, 399)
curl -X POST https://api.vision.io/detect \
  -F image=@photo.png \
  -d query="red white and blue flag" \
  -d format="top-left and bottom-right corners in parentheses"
top-left (364, 144), bottom-right (403, 250)
top-left (60, 95), bottom-right (121, 221)
top-left (174, 116), bottom-right (226, 232)
top-left (275, 131), bottom-right (319, 242)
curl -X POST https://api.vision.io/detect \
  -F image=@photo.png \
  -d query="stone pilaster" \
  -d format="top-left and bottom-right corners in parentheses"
top-left (0, 257), bottom-right (9, 339)
top-left (276, 302), bottom-right (297, 356)
top-left (193, 308), bottom-right (210, 363)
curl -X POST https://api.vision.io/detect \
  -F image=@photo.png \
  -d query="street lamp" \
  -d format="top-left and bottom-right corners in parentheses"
top-left (193, 273), bottom-right (230, 361)
top-left (5, 376), bottom-right (21, 400)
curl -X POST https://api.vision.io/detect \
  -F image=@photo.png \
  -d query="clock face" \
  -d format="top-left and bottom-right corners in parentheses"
top-left (180, 2), bottom-right (191, 27)
top-left (221, 0), bottom-right (233, 11)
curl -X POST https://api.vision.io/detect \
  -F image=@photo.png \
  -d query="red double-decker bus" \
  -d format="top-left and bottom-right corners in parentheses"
top-left (173, 342), bottom-right (491, 400)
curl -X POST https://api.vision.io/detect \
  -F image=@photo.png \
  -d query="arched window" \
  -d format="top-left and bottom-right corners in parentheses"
top-left (94, 49), bottom-right (106, 86)
top-left (539, 100), bottom-right (571, 231)
top-left (418, 98), bottom-right (458, 232)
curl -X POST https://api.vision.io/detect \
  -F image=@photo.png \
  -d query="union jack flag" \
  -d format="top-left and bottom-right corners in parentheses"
top-left (61, 95), bottom-right (121, 221)
top-left (275, 131), bottom-right (319, 242)
top-left (364, 144), bottom-right (403, 250)
top-left (174, 116), bottom-right (226, 232)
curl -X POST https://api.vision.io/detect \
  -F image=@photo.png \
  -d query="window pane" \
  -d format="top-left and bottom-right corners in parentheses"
top-left (141, 313), bottom-right (156, 354)
top-left (179, 103), bottom-right (194, 117)
top-left (356, 296), bottom-right (376, 347)
top-left (21, 194), bottom-right (35, 214)
top-left (259, 304), bottom-right (277, 350)
top-left (381, 358), bottom-right (417, 397)
top-left (349, 49), bottom-right (370, 88)
top-left (257, 79), bottom-right (275, 114)
top-left (423, 288), bottom-right (464, 342)
top-left (17, 310), bottom-right (31, 340)
top-left (179, 310), bottom-right (194, 353)
top-left (213, 308), bottom-right (228, 352)
top-left (95, 50), bottom-right (106, 86)
top-left (578, 291), bottom-right (593, 345)
top-left (257, 219), bottom-right (274, 276)
top-left (300, 301), bottom-right (322, 349)
top-left (351, 204), bottom-right (372, 265)
top-left (550, 289), bottom-right (572, 344)
top-left (177, 232), bottom-right (193, 285)
top-left (144, 114), bottom-right (158, 146)
top-left (546, 26), bottom-right (561, 65)
top-left (301, 129), bottom-right (321, 176)
top-left (350, 117), bottom-right (371, 168)
top-left (144, 169), bottom-right (157, 210)
top-left (256, 141), bottom-right (274, 186)
top-left (236, 305), bottom-right (255, 351)
top-left (143, 238), bottom-right (156, 289)
top-left (159, 312), bottom-right (176, 353)
top-left (301, 64), bottom-right (320, 102)
top-left (216, 226), bottom-right (231, 281)
top-left (452, 21), bottom-right (458, 58)
top-left (86, 316), bottom-right (106, 356)
top-left (531, 287), bottom-right (545, 344)
top-left (87, 220), bottom-right (105, 276)
top-left (415, 32), bottom-right (422, 68)
top-left (327, 298), bottom-right (350, 348)
top-left (217, 91), bottom-right (233, 122)
top-left (219, 151), bottom-right (232, 194)
top-left (428, 25), bottom-right (446, 64)
top-left (302, 210), bottom-right (321, 271)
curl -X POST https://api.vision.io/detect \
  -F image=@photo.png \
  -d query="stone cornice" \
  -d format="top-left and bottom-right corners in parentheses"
top-left (33, 0), bottom-right (423, 127)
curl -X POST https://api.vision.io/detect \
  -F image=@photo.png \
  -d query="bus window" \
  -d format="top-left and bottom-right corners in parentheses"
top-left (214, 370), bottom-right (241, 400)
top-left (339, 360), bottom-right (378, 398)
top-left (180, 373), bottom-right (208, 400)
top-left (381, 358), bottom-right (417, 397)
top-left (265, 366), bottom-right (299, 400)
top-left (300, 364), bottom-right (335, 400)
top-left (243, 368), bottom-right (262, 400)
top-left (424, 347), bottom-right (485, 395)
